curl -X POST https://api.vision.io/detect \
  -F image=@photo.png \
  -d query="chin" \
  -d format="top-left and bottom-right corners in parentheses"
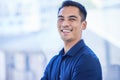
top-left (62, 38), bottom-right (72, 42)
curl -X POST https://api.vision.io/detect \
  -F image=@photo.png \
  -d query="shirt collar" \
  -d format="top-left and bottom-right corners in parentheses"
top-left (59, 39), bottom-right (86, 57)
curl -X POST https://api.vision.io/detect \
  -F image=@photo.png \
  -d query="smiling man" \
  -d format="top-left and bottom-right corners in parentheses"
top-left (41, 1), bottom-right (102, 80)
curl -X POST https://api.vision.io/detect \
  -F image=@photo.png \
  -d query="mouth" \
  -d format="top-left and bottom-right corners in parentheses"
top-left (61, 29), bottom-right (73, 33)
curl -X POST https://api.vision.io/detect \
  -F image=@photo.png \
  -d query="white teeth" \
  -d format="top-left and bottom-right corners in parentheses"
top-left (62, 30), bottom-right (71, 33)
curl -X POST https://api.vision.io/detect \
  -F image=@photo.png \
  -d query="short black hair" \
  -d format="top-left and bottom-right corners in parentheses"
top-left (58, 0), bottom-right (87, 21)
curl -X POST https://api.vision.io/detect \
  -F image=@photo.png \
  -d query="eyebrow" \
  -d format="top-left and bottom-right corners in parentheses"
top-left (69, 15), bottom-right (77, 18)
top-left (58, 15), bottom-right (63, 18)
top-left (58, 15), bottom-right (77, 18)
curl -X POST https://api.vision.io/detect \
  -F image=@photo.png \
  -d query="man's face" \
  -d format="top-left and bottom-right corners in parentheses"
top-left (57, 6), bottom-right (86, 43)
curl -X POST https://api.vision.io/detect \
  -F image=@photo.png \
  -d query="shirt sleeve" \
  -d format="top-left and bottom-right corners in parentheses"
top-left (40, 61), bottom-right (50, 80)
top-left (40, 55), bottom-right (58, 80)
top-left (72, 53), bottom-right (102, 80)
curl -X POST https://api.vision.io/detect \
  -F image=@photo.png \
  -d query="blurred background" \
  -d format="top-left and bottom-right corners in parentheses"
top-left (0, 0), bottom-right (120, 80)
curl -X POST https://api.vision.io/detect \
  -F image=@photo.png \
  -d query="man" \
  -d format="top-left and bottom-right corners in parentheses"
top-left (41, 1), bottom-right (102, 80)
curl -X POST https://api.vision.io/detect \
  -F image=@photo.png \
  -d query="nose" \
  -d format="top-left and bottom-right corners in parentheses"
top-left (61, 20), bottom-right (69, 28)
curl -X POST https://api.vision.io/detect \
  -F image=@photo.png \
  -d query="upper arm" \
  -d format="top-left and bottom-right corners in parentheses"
top-left (41, 55), bottom-right (58, 80)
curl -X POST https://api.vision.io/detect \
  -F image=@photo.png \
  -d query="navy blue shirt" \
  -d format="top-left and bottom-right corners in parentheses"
top-left (41, 40), bottom-right (102, 80)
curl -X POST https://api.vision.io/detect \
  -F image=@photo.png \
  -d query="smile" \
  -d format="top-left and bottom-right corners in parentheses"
top-left (61, 29), bottom-right (73, 33)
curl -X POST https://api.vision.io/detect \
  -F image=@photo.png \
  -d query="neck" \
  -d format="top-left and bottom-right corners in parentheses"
top-left (64, 39), bottom-right (81, 53)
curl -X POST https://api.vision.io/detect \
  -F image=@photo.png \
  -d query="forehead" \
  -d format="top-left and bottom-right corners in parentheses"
top-left (58, 6), bottom-right (80, 17)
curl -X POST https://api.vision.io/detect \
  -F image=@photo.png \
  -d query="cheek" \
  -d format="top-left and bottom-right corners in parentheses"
top-left (73, 26), bottom-right (81, 34)
top-left (57, 22), bottom-right (61, 28)
top-left (57, 25), bottom-right (61, 33)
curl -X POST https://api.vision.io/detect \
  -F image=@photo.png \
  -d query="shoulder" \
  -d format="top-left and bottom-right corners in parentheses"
top-left (80, 45), bottom-right (99, 60)
top-left (44, 54), bottom-right (59, 73)
top-left (72, 47), bottom-right (102, 80)
top-left (48, 54), bottom-right (59, 65)
top-left (76, 45), bottom-right (101, 70)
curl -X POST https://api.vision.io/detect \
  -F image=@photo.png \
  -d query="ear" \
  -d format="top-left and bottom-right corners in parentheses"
top-left (81, 21), bottom-right (87, 30)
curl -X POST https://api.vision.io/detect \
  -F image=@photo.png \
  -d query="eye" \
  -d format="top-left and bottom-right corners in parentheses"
top-left (58, 18), bottom-right (64, 22)
top-left (69, 18), bottom-right (76, 21)
top-left (70, 18), bottom-right (75, 21)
